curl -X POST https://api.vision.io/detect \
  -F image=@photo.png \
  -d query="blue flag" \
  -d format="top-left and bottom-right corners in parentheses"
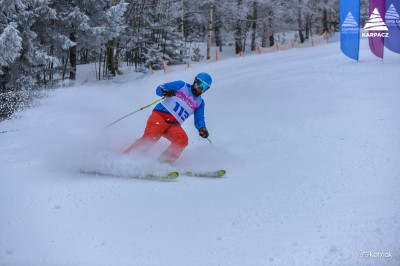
top-left (385, 0), bottom-right (400, 54)
top-left (340, 0), bottom-right (361, 61)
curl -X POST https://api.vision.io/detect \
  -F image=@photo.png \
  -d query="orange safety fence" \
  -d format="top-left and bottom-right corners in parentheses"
top-left (257, 35), bottom-right (329, 54)
top-left (160, 34), bottom-right (330, 73)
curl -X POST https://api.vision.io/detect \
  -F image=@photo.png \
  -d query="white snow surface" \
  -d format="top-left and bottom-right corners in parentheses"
top-left (1, 40), bottom-right (400, 266)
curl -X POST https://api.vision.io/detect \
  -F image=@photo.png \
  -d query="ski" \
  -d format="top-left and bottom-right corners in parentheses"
top-left (182, 169), bottom-right (226, 178)
top-left (80, 170), bottom-right (179, 181)
top-left (80, 169), bottom-right (226, 180)
top-left (147, 171), bottom-right (179, 180)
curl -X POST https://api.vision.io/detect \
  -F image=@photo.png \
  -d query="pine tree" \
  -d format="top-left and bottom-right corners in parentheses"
top-left (0, 23), bottom-right (22, 84)
top-left (0, 0), bottom-right (51, 89)
top-left (0, 0), bottom-right (342, 96)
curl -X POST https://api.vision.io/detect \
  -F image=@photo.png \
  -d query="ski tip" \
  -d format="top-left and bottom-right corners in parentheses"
top-left (216, 169), bottom-right (226, 177)
top-left (148, 171), bottom-right (180, 180)
top-left (168, 171), bottom-right (180, 178)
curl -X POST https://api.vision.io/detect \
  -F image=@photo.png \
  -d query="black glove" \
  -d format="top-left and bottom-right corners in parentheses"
top-left (162, 89), bottom-right (176, 97)
top-left (199, 128), bottom-right (209, 138)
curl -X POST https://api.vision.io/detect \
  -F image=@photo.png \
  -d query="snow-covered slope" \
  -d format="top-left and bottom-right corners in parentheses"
top-left (1, 39), bottom-right (399, 266)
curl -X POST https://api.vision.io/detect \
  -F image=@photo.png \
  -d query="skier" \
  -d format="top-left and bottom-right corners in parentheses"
top-left (124, 72), bottom-right (212, 164)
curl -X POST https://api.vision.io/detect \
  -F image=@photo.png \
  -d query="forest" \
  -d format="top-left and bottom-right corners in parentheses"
top-left (0, 0), bottom-right (369, 119)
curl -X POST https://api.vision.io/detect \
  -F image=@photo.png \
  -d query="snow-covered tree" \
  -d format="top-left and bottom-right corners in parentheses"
top-left (149, 0), bottom-right (184, 66)
top-left (0, 0), bottom-right (341, 98)
top-left (0, 23), bottom-right (22, 77)
top-left (122, 0), bottom-right (150, 70)
top-left (124, 0), bottom-right (184, 70)
top-left (78, 0), bottom-right (128, 76)
top-left (46, 0), bottom-right (127, 80)
top-left (0, 0), bottom-right (51, 90)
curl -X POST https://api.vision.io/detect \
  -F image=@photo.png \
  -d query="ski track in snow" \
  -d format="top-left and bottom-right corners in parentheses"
top-left (1, 39), bottom-right (400, 266)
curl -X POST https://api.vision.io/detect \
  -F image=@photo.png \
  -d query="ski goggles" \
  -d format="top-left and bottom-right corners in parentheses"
top-left (195, 78), bottom-right (210, 91)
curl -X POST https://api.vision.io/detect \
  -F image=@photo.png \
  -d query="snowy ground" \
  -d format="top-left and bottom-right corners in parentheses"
top-left (1, 39), bottom-right (400, 266)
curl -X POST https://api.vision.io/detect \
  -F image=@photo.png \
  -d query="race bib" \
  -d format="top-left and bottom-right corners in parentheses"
top-left (161, 85), bottom-right (202, 124)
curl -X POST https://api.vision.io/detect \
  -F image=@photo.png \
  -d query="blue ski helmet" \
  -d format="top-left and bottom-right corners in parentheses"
top-left (194, 72), bottom-right (212, 92)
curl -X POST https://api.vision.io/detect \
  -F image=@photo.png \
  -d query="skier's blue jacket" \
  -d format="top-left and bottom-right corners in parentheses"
top-left (154, 80), bottom-right (206, 131)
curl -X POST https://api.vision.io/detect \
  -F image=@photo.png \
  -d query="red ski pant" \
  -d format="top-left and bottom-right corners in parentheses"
top-left (124, 111), bottom-right (188, 163)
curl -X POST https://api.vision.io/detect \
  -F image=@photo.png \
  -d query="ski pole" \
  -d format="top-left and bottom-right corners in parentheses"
top-left (206, 137), bottom-right (212, 145)
top-left (103, 97), bottom-right (165, 129)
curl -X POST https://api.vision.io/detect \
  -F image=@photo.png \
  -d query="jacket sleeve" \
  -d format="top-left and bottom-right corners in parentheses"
top-left (194, 100), bottom-right (206, 131)
top-left (156, 80), bottom-right (186, 96)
